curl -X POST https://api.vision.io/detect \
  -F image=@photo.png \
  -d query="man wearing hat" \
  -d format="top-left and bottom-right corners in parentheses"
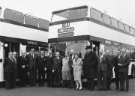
top-left (83, 45), bottom-right (98, 90)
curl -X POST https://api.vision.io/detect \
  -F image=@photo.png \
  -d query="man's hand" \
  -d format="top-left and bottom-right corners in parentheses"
top-left (22, 65), bottom-right (25, 68)
top-left (52, 69), bottom-right (55, 72)
top-left (44, 67), bottom-right (47, 71)
top-left (118, 63), bottom-right (123, 66)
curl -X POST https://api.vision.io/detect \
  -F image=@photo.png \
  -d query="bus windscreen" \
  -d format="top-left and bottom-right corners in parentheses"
top-left (52, 6), bottom-right (88, 22)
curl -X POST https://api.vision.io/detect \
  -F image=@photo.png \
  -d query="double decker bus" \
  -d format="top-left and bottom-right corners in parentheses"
top-left (0, 6), bottom-right (49, 84)
top-left (49, 5), bottom-right (135, 78)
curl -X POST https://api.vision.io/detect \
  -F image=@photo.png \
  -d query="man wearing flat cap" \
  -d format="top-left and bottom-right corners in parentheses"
top-left (83, 45), bottom-right (98, 90)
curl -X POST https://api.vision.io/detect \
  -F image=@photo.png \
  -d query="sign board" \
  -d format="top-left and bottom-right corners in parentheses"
top-left (58, 23), bottom-right (74, 38)
top-left (58, 27), bottom-right (74, 34)
top-left (58, 32), bottom-right (74, 38)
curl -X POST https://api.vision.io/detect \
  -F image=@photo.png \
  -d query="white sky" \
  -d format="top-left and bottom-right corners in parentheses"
top-left (0, 0), bottom-right (135, 26)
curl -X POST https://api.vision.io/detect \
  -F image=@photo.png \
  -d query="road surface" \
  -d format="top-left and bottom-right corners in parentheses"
top-left (0, 79), bottom-right (135, 96)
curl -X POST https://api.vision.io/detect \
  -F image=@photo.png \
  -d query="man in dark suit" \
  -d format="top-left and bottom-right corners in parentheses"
top-left (37, 51), bottom-right (46, 86)
top-left (83, 46), bottom-right (98, 90)
top-left (12, 52), bottom-right (19, 86)
top-left (4, 52), bottom-right (16, 89)
top-left (98, 51), bottom-right (109, 90)
top-left (46, 52), bottom-right (54, 87)
top-left (18, 52), bottom-right (28, 86)
top-left (68, 53), bottom-right (74, 88)
top-left (28, 48), bottom-right (37, 86)
top-left (106, 54), bottom-right (115, 90)
top-left (118, 53), bottom-right (129, 91)
top-left (113, 55), bottom-right (119, 90)
top-left (52, 52), bottom-right (62, 87)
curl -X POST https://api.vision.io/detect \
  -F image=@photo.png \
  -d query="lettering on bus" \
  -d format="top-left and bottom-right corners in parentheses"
top-left (118, 21), bottom-right (125, 31)
top-left (129, 27), bottom-right (135, 35)
top-left (4, 8), bottom-right (24, 24)
top-left (90, 8), bottom-right (135, 36)
top-left (111, 17), bottom-right (118, 29)
top-left (124, 24), bottom-right (130, 33)
top-left (102, 14), bottom-right (111, 25)
top-left (90, 8), bottom-right (103, 22)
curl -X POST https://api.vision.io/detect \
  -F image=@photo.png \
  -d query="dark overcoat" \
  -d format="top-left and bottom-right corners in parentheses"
top-left (83, 52), bottom-right (98, 79)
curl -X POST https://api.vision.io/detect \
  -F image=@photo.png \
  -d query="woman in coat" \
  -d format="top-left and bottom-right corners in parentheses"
top-left (62, 54), bottom-right (71, 87)
top-left (72, 53), bottom-right (83, 90)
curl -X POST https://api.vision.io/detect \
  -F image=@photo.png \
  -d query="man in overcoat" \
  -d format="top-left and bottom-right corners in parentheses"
top-left (4, 52), bottom-right (16, 89)
top-left (19, 52), bottom-right (29, 86)
top-left (37, 51), bottom-right (46, 86)
top-left (98, 51), bottom-right (109, 90)
top-left (46, 52), bottom-right (54, 87)
top-left (113, 55), bottom-right (119, 90)
top-left (28, 49), bottom-right (37, 86)
top-left (83, 46), bottom-right (98, 90)
top-left (52, 52), bottom-right (62, 87)
top-left (118, 53), bottom-right (129, 91)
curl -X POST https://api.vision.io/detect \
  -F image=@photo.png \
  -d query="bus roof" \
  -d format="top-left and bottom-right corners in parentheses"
top-left (49, 5), bottom-right (135, 49)
top-left (52, 5), bottom-right (88, 18)
top-left (50, 5), bottom-right (135, 37)
top-left (0, 7), bottom-right (49, 31)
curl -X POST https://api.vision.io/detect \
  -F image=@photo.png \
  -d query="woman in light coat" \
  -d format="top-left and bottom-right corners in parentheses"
top-left (62, 54), bottom-right (71, 87)
top-left (72, 53), bottom-right (83, 90)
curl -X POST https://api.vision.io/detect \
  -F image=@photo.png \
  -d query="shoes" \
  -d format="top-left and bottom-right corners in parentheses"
top-left (116, 87), bottom-right (119, 90)
top-left (75, 87), bottom-right (79, 90)
top-left (120, 89), bottom-right (124, 91)
top-left (79, 87), bottom-right (83, 90)
top-left (75, 87), bottom-right (83, 91)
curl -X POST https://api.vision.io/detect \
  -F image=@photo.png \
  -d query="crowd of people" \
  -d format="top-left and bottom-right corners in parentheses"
top-left (4, 46), bottom-right (132, 92)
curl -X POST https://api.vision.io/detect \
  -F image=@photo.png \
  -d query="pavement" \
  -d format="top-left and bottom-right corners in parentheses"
top-left (0, 79), bottom-right (135, 96)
